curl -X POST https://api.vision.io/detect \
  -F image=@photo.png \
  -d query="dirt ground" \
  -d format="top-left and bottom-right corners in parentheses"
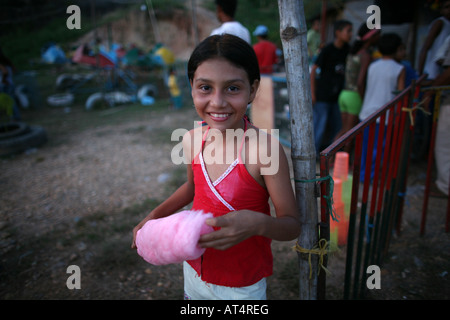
top-left (0, 89), bottom-right (449, 301)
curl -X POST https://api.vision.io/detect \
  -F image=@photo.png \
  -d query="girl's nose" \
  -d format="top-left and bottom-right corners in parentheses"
top-left (210, 91), bottom-right (226, 108)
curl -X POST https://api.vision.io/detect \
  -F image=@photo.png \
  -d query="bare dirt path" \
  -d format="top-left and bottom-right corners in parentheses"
top-left (0, 101), bottom-right (448, 300)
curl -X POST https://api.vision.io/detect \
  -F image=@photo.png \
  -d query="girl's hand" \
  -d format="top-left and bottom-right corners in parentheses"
top-left (198, 210), bottom-right (266, 251)
top-left (131, 218), bottom-right (151, 249)
top-left (131, 224), bottom-right (142, 249)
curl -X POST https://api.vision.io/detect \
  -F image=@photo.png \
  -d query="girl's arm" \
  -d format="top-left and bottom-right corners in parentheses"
top-left (199, 137), bottom-right (300, 251)
top-left (131, 131), bottom-right (196, 248)
top-left (257, 138), bottom-right (300, 240)
top-left (357, 51), bottom-right (371, 98)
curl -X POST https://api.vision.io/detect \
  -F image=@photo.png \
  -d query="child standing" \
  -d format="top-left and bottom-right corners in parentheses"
top-left (168, 67), bottom-right (182, 110)
top-left (132, 34), bottom-right (300, 300)
top-left (359, 33), bottom-right (405, 122)
top-left (307, 18), bottom-right (322, 64)
top-left (335, 23), bottom-right (380, 147)
top-left (358, 33), bottom-right (405, 181)
top-left (210, 0), bottom-right (251, 44)
top-left (310, 20), bottom-right (353, 157)
top-left (252, 25), bottom-right (278, 75)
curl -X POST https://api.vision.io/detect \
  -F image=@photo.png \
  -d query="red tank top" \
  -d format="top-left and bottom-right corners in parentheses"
top-left (187, 119), bottom-right (273, 287)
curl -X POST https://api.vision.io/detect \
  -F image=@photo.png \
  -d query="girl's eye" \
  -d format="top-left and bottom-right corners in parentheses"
top-left (227, 85), bottom-right (239, 93)
top-left (199, 85), bottom-right (211, 92)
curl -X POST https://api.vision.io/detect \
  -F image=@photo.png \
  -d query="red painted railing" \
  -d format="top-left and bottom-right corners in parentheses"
top-left (317, 75), bottom-right (427, 299)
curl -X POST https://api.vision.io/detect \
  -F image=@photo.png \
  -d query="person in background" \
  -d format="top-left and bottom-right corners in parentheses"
top-left (252, 25), bottom-right (278, 75)
top-left (430, 70), bottom-right (450, 198)
top-left (307, 17), bottom-right (322, 65)
top-left (310, 20), bottom-right (352, 157)
top-left (414, 1), bottom-right (450, 161)
top-left (359, 33), bottom-right (406, 124)
top-left (335, 23), bottom-right (380, 149)
top-left (0, 46), bottom-right (20, 121)
top-left (418, 0), bottom-right (450, 80)
top-left (210, 0), bottom-right (250, 44)
top-left (394, 42), bottom-right (418, 88)
top-left (168, 67), bottom-right (182, 110)
top-left (358, 33), bottom-right (406, 182)
top-left (423, 36), bottom-right (450, 198)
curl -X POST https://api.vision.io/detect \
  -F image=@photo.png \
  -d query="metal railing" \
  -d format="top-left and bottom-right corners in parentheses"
top-left (317, 75), bottom-right (426, 299)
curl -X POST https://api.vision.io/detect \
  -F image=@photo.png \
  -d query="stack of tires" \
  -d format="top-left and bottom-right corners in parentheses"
top-left (0, 122), bottom-right (47, 156)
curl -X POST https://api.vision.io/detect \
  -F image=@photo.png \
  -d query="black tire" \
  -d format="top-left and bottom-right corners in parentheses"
top-left (0, 125), bottom-right (47, 156)
top-left (0, 122), bottom-right (30, 140)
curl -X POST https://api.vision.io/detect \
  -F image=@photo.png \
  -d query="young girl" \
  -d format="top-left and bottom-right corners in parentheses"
top-left (132, 34), bottom-right (300, 300)
top-left (335, 23), bottom-right (379, 147)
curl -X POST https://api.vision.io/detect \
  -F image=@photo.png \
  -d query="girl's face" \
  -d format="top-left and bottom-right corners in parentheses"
top-left (191, 57), bottom-right (259, 131)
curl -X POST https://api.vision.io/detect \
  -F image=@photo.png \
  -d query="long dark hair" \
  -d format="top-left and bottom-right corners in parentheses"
top-left (187, 34), bottom-right (260, 86)
top-left (349, 23), bottom-right (379, 55)
top-left (378, 33), bottom-right (402, 56)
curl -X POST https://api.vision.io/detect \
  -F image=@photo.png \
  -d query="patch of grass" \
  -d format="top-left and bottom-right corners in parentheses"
top-left (278, 254), bottom-right (300, 293)
top-left (165, 165), bottom-right (187, 194)
top-left (79, 197), bottom-right (161, 271)
top-left (1, 17), bottom-right (90, 68)
top-left (73, 198), bottom-right (160, 243)
top-left (0, 3), bottom-right (142, 68)
top-left (92, 237), bottom-right (139, 271)
top-left (235, 0), bottom-right (281, 46)
top-left (122, 198), bottom-right (161, 216)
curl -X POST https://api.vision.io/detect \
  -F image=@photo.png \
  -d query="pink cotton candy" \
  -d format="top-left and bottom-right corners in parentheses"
top-left (136, 210), bottom-right (214, 265)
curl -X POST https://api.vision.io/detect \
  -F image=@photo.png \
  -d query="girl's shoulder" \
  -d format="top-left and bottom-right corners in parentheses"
top-left (252, 123), bottom-right (281, 139)
top-left (245, 123), bottom-right (280, 144)
top-left (182, 125), bottom-right (207, 163)
top-left (243, 124), bottom-right (284, 162)
top-left (242, 124), bottom-right (287, 178)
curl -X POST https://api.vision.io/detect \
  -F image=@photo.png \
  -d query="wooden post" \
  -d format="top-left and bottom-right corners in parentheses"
top-left (191, 0), bottom-right (199, 46)
top-left (278, 0), bottom-right (319, 300)
top-left (145, 0), bottom-right (161, 44)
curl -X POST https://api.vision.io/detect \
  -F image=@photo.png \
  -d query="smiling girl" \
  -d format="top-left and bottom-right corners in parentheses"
top-left (132, 34), bottom-right (300, 300)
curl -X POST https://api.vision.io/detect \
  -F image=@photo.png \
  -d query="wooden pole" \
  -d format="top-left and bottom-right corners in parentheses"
top-left (145, 0), bottom-right (162, 43)
top-left (278, 0), bottom-right (319, 300)
top-left (90, 0), bottom-right (99, 69)
top-left (191, 0), bottom-right (199, 46)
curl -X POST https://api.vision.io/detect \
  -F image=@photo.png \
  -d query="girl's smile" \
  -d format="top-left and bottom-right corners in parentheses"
top-left (208, 113), bottom-right (231, 121)
top-left (191, 57), bottom-right (259, 131)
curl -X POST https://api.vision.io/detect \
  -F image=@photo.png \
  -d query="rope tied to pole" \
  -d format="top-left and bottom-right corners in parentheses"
top-left (293, 238), bottom-right (338, 279)
top-left (402, 98), bottom-right (431, 126)
top-left (295, 175), bottom-right (340, 222)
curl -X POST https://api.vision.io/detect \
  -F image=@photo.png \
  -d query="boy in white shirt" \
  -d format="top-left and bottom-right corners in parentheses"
top-left (210, 0), bottom-right (251, 44)
top-left (359, 33), bottom-right (405, 182)
top-left (359, 33), bottom-right (405, 121)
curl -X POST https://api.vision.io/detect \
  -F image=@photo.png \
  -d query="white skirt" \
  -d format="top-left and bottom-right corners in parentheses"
top-left (183, 261), bottom-right (267, 300)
